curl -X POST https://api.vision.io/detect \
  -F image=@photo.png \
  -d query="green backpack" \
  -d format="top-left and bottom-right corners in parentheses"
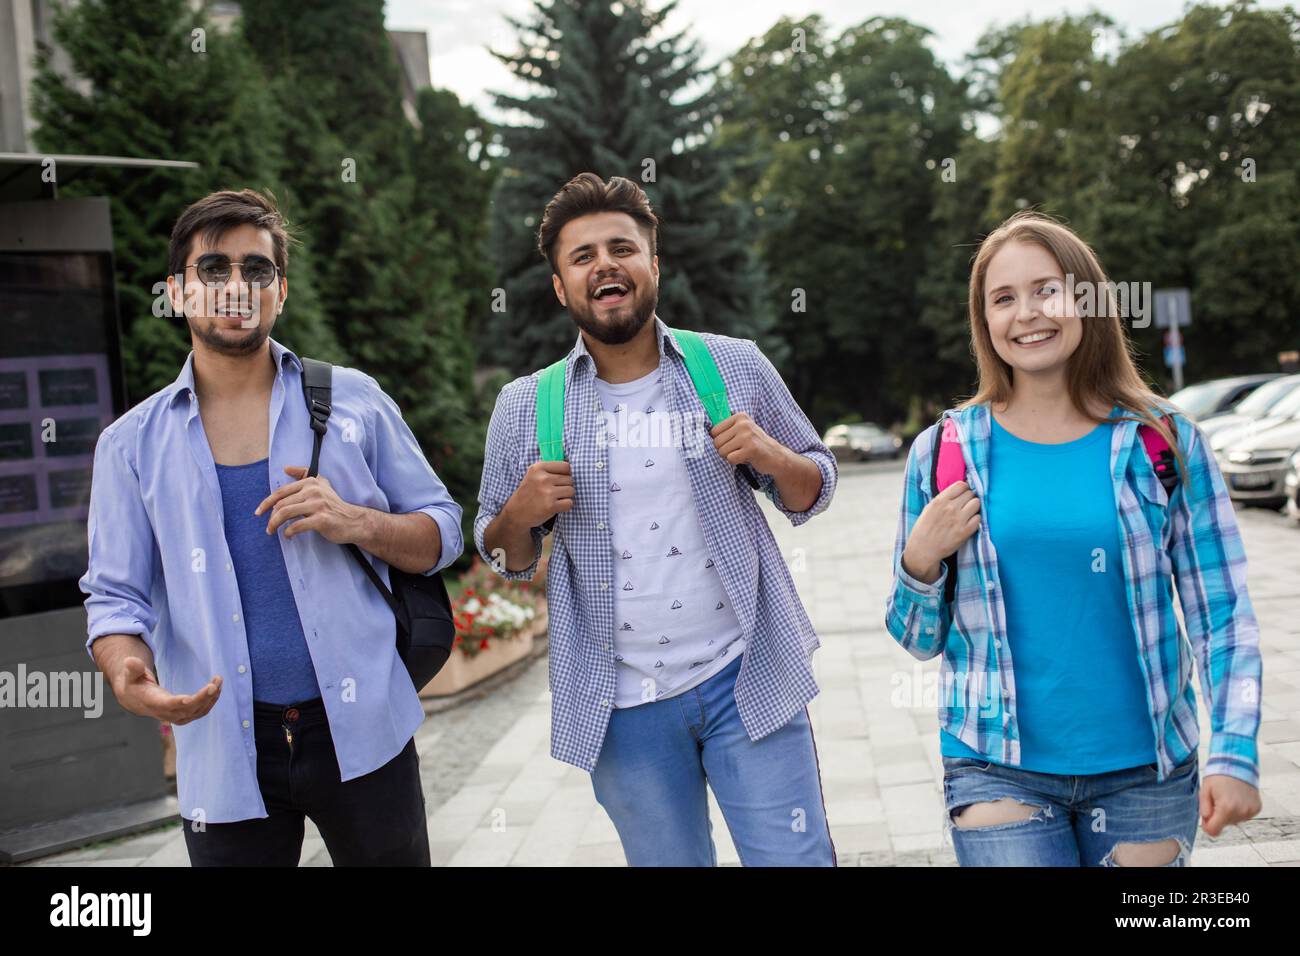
top-left (535, 326), bottom-right (760, 491)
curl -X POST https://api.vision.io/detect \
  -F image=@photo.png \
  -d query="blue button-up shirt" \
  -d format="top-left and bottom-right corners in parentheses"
top-left (886, 403), bottom-right (1263, 787)
top-left (474, 316), bottom-right (837, 771)
top-left (79, 338), bottom-right (463, 823)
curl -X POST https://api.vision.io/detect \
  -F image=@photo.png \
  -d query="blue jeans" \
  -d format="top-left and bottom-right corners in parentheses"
top-left (590, 653), bottom-right (836, 866)
top-left (942, 751), bottom-right (1200, 866)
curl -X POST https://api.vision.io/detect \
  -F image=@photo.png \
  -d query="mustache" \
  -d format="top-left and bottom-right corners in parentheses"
top-left (569, 280), bottom-right (657, 345)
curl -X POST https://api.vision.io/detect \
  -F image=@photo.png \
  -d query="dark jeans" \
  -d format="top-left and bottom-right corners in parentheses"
top-left (182, 697), bottom-right (430, 866)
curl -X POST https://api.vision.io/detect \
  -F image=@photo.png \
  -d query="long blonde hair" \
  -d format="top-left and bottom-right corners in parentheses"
top-left (959, 210), bottom-right (1183, 468)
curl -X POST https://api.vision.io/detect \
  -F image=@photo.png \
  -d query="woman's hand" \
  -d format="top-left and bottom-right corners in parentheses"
top-left (1200, 775), bottom-right (1262, 837)
top-left (901, 480), bottom-right (982, 584)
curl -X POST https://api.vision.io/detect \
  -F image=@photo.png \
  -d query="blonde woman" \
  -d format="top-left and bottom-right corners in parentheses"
top-left (886, 211), bottom-right (1262, 866)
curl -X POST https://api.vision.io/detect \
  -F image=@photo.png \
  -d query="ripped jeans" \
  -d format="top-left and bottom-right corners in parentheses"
top-left (942, 752), bottom-right (1199, 867)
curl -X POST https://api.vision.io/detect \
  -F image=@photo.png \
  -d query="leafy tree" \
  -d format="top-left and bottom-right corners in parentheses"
top-left (717, 16), bottom-right (970, 426)
top-left (975, 3), bottom-right (1300, 385)
top-left (1100, 2), bottom-right (1300, 380)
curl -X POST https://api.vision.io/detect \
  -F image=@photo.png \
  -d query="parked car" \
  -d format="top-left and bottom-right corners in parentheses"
top-left (823, 422), bottom-right (903, 461)
top-left (1209, 380), bottom-right (1300, 453)
top-left (1168, 373), bottom-right (1281, 422)
top-left (1283, 449), bottom-right (1300, 522)
top-left (1200, 373), bottom-right (1300, 445)
top-left (1216, 417), bottom-right (1300, 508)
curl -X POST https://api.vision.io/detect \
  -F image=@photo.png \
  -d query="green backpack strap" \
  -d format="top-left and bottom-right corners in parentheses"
top-left (536, 358), bottom-right (567, 462)
top-left (670, 328), bottom-right (731, 425)
top-left (532, 329), bottom-right (759, 489)
top-left (670, 328), bottom-right (760, 489)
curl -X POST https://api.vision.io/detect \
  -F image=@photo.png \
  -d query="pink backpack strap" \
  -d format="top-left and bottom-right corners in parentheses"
top-left (1138, 416), bottom-right (1179, 494)
top-left (927, 415), bottom-right (965, 604)
top-left (932, 416), bottom-right (966, 493)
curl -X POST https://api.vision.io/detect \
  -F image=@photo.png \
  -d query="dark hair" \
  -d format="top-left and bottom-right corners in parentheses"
top-left (168, 189), bottom-right (293, 280)
top-left (537, 172), bottom-right (659, 271)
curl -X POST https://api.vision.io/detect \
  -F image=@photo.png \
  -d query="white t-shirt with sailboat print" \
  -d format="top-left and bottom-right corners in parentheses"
top-left (592, 366), bottom-right (746, 708)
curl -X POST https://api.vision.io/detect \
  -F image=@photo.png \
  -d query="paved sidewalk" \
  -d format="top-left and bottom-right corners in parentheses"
top-left (23, 460), bottom-right (1300, 866)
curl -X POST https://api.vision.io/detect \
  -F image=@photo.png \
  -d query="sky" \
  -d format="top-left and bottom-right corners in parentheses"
top-left (386, 0), bottom-right (1291, 120)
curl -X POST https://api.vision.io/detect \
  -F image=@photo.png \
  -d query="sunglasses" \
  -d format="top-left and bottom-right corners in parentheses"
top-left (185, 253), bottom-right (280, 288)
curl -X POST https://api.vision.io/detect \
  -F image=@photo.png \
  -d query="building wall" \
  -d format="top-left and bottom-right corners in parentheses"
top-left (0, 0), bottom-right (431, 155)
top-left (0, 0), bottom-right (83, 153)
top-left (388, 29), bottom-right (432, 126)
top-left (0, 0), bottom-right (40, 152)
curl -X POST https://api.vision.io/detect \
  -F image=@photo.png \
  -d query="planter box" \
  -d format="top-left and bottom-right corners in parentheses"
top-left (418, 613), bottom-right (546, 698)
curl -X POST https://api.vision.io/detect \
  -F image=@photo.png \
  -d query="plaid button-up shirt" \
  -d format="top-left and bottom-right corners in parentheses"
top-left (475, 316), bottom-right (837, 771)
top-left (886, 403), bottom-right (1264, 787)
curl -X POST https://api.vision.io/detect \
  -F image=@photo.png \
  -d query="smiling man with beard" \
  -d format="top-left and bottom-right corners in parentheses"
top-left (79, 189), bottom-right (463, 865)
top-left (476, 173), bottom-right (839, 866)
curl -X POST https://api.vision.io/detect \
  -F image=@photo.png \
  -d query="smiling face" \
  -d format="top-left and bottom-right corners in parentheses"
top-left (551, 211), bottom-right (659, 345)
top-left (167, 223), bottom-right (287, 357)
top-left (981, 239), bottom-right (1082, 380)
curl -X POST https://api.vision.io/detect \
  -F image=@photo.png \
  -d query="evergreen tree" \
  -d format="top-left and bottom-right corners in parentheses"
top-left (488, 0), bottom-right (773, 371)
top-left (407, 89), bottom-right (499, 506)
top-left (239, 0), bottom-right (489, 558)
top-left (241, 0), bottom-right (411, 178)
top-left (30, 0), bottom-right (340, 402)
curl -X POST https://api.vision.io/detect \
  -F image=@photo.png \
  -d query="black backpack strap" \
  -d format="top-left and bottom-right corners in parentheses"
top-left (299, 357), bottom-right (408, 631)
top-left (929, 419), bottom-right (959, 605)
top-left (1150, 413), bottom-right (1181, 496)
top-left (929, 419), bottom-right (943, 499)
top-left (300, 358), bottom-right (333, 478)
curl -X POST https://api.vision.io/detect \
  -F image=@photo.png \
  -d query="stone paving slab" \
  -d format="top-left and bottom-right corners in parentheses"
top-left (19, 460), bottom-right (1300, 867)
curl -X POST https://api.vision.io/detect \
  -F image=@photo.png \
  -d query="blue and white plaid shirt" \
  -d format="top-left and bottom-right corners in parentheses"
top-left (886, 403), bottom-right (1264, 787)
top-left (475, 316), bottom-right (837, 771)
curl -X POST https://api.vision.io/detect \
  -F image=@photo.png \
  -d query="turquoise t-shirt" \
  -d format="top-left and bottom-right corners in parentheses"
top-left (940, 415), bottom-right (1157, 774)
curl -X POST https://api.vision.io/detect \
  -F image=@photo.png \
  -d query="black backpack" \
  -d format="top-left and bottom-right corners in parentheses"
top-left (300, 358), bottom-right (457, 692)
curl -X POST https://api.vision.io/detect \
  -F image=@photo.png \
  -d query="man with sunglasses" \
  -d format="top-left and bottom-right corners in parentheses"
top-left (79, 189), bottom-right (462, 865)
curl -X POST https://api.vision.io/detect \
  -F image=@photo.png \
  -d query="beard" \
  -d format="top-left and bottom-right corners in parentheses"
top-left (185, 308), bottom-right (271, 357)
top-left (567, 280), bottom-right (657, 345)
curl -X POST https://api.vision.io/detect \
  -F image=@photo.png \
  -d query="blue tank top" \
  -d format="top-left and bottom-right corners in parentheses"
top-left (215, 458), bottom-right (321, 705)
top-left (941, 415), bottom-right (1157, 773)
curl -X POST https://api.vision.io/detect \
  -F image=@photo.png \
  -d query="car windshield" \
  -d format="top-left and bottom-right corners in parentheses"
top-left (1267, 386), bottom-right (1300, 421)
top-left (851, 425), bottom-right (887, 439)
top-left (1232, 376), bottom-right (1300, 417)
top-left (1170, 381), bottom-right (1239, 418)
